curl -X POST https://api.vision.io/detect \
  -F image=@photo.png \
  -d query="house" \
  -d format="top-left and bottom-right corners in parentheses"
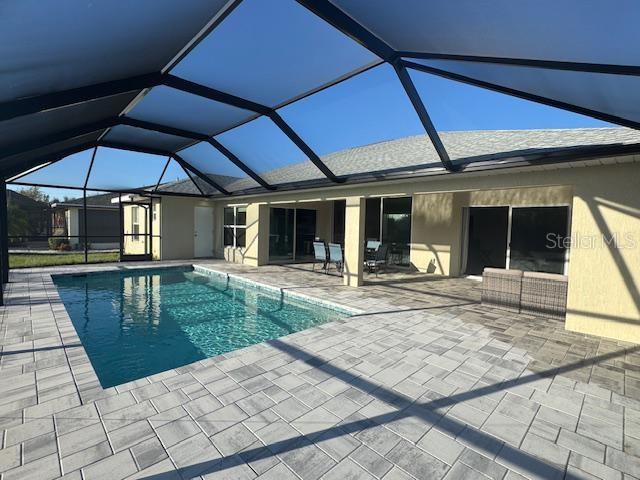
top-left (130, 127), bottom-right (640, 344)
top-left (51, 192), bottom-right (120, 250)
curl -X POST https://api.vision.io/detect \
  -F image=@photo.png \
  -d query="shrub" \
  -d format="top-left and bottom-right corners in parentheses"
top-left (48, 237), bottom-right (71, 251)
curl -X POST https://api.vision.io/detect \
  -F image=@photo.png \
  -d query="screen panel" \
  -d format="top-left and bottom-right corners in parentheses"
top-left (2, 133), bottom-right (101, 180)
top-left (214, 116), bottom-right (320, 184)
top-left (103, 125), bottom-right (193, 152)
top-left (127, 86), bottom-right (255, 136)
top-left (157, 158), bottom-right (188, 186)
top-left (6, 186), bottom-right (122, 267)
top-left (185, 169), bottom-right (220, 196)
top-left (279, 64), bottom-right (436, 176)
top-left (12, 149), bottom-right (94, 188)
top-left (155, 159), bottom-right (205, 195)
top-left (87, 147), bottom-right (169, 191)
top-left (0, 0), bottom-right (230, 101)
top-left (172, 0), bottom-right (378, 107)
top-left (179, 142), bottom-right (258, 192)
top-left (407, 67), bottom-right (640, 161)
top-left (408, 59), bottom-right (640, 127)
top-left (331, 0), bottom-right (639, 65)
top-left (0, 92), bottom-right (136, 150)
top-left (82, 189), bottom-right (121, 254)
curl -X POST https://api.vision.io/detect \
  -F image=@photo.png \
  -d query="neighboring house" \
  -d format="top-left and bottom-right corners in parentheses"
top-left (134, 127), bottom-right (640, 344)
top-left (51, 193), bottom-right (120, 250)
top-left (6, 189), bottom-right (51, 246)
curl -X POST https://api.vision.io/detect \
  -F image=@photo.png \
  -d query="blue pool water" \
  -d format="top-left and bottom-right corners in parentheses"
top-left (53, 267), bottom-right (347, 387)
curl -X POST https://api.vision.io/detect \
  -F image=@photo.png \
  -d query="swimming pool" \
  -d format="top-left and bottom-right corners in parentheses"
top-left (53, 266), bottom-right (347, 387)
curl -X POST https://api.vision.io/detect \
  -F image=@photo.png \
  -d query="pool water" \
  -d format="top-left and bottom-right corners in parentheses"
top-left (53, 267), bottom-right (346, 388)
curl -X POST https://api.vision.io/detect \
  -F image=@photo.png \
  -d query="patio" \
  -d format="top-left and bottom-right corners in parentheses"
top-left (1, 260), bottom-right (639, 479)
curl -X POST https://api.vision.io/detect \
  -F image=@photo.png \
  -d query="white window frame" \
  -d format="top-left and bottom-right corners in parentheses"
top-left (131, 206), bottom-right (140, 241)
top-left (223, 206), bottom-right (247, 248)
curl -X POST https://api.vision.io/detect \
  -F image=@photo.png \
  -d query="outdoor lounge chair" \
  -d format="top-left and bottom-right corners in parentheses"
top-left (312, 241), bottom-right (328, 273)
top-left (327, 243), bottom-right (343, 275)
top-left (366, 244), bottom-right (388, 276)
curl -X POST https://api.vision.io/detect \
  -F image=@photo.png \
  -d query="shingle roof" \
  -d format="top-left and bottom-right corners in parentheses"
top-left (152, 128), bottom-right (640, 196)
top-left (223, 127), bottom-right (640, 192)
top-left (155, 173), bottom-right (245, 195)
top-left (53, 191), bottom-right (118, 208)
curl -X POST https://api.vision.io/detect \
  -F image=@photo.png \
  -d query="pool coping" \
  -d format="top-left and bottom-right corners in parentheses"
top-left (192, 265), bottom-right (363, 316)
top-left (47, 262), bottom-right (362, 400)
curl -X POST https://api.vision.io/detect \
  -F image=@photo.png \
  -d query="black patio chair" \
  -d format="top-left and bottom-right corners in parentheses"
top-left (366, 244), bottom-right (388, 276)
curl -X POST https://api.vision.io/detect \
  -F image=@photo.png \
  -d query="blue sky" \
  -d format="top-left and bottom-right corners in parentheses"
top-left (11, 0), bottom-right (609, 198)
top-left (12, 69), bottom-right (608, 200)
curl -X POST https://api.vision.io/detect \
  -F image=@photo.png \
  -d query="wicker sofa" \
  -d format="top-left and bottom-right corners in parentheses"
top-left (481, 268), bottom-right (568, 320)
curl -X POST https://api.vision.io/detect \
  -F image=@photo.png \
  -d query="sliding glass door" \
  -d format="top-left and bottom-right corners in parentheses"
top-left (465, 207), bottom-right (509, 275)
top-left (464, 205), bottom-right (569, 275)
top-left (382, 197), bottom-right (412, 266)
top-left (268, 207), bottom-right (318, 263)
top-left (364, 196), bottom-right (412, 266)
top-left (269, 208), bottom-right (294, 262)
top-left (295, 209), bottom-right (317, 261)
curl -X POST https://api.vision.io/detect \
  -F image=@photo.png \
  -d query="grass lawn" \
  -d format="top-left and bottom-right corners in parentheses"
top-left (10, 252), bottom-right (120, 268)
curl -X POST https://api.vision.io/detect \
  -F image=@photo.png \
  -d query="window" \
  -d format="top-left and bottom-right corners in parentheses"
top-left (131, 206), bottom-right (140, 241)
top-left (223, 206), bottom-right (247, 248)
top-left (509, 206), bottom-right (569, 274)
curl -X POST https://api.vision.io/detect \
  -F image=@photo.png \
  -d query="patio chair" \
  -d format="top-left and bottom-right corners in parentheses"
top-left (366, 240), bottom-right (381, 251)
top-left (312, 241), bottom-right (328, 273)
top-left (366, 244), bottom-right (388, 276)
top-left (365, 240), bottom-right (380, 267)
top-left (327, 243), bottom-right (344, 275)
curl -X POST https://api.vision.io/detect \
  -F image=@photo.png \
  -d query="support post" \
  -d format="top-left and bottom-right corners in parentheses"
top-left (118, 194), bottom-right (123, 261)
top-left (0, 180), bottom-right (8, 293)
top-left (0, 181), bottom-right (8, 284)
top-left (343, 196), bottom-right (366, 287)
top-left (243, 204), bottom-right (270, 266)
top-left (83, 189), bottom-right (88, 264)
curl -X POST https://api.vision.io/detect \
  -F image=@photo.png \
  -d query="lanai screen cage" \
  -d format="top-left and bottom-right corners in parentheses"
top-left (1, 0), bottom-right (640, 300)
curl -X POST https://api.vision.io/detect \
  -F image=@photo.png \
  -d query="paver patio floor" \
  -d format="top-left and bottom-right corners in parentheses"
top-left (1, 260), bottom-right (639, 479)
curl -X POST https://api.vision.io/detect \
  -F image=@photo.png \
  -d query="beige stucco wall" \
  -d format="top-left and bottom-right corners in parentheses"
top-left (410, 186), bottom-right (574, 276)
top-left (218, 200), bottom-right (334, 266)
top-left (210, 159), bottom-right (639, 343)
top-left (565, 167), bottom-right (640, 342)
top-left (148, 159), bottom-right (639, 343)
top-left (410, 192), bottom-right (462, 275)
top-left (159, 197), bottom-right (215, 260)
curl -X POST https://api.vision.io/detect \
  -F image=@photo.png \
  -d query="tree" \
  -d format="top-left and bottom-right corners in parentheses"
top-left (19, 186), bottom-right (50, 203)
top-left (7, 204), bottom-right (29, 245)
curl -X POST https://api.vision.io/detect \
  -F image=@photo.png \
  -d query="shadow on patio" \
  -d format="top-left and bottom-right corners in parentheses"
top-left (141, 338), bottom-right (640, 480)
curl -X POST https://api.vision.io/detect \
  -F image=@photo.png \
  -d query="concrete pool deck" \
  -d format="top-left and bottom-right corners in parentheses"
top-left (1, 260), bottom-right (639, 479)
